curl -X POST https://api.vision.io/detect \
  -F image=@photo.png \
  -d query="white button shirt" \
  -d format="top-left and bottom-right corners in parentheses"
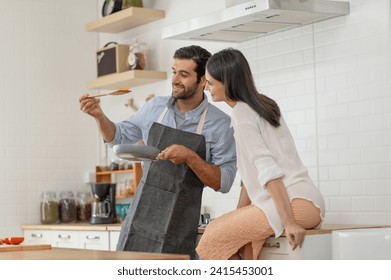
top-left (231, 101), bottom-right (325, 237)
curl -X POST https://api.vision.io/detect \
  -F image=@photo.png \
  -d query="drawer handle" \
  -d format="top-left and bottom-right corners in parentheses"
top-left (31, 233), bottom-right (43, 238)
top-left (58, 234), bottom-right (71, 239)
top-left (86, 235), bottom-right (100, 240)
top-left (264, 242), bottom-right (280, 248)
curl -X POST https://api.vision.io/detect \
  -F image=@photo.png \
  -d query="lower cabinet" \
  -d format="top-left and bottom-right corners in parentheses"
top-left (24, 228), bottom-right (118, 251)
top-left (24, 229), bottom-right (54, 246)
top-left (258, 234), bottom-right (331, 260)
top-left (109, 231), bottom-right (120, 251)
top-left (79, 231), bottom-right (109, 251)
top-left (196, 227), bottom-right (332, 260)
top-left (55, 230), bottom-right (79, 249)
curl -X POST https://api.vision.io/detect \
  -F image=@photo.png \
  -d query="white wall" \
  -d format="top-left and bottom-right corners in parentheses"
top-left (0, 0), bottom-right (390, 236)
top-left (0, 0), bottom-right (99, 236)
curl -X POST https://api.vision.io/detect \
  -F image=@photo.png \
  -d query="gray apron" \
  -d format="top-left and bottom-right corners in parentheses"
top-left (117, 105), bottom-right (208, 259)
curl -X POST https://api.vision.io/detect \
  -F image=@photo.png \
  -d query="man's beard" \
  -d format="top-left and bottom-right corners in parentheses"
top-left (171, 82), bottom-right (200, 100)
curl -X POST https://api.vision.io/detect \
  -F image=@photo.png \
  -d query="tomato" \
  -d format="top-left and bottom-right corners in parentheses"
top-left (3, 237), bottom-right (11, 244)
top-left (9, 237), bottom-right (24, 245)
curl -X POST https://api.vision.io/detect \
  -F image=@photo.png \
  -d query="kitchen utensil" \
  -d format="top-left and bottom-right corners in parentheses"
top-left (113, 144), bottom-right (160, 161)
top-left (88, 89), bottom-right (131, 98)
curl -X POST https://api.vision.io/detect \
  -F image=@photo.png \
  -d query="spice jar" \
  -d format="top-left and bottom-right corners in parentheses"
top-left (76, 191), bottom-right (92, 222)
top-left (40, 191), bottom-right (59, 224)
top-left (59, 191), bottom-right (77, 223)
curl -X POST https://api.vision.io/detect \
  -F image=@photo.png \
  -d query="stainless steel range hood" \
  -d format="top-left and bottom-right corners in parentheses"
top-left (161, 0), bottom-right (350, 43)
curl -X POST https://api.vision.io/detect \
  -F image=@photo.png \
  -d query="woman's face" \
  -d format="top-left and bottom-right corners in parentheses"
top-left (205, 69), bottom-right (227, 103)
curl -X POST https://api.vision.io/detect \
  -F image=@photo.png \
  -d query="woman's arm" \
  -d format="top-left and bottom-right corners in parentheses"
top-left (266, 178), bottom-right (305, 250)
top-left (236, 182), bottom-right (252, 209)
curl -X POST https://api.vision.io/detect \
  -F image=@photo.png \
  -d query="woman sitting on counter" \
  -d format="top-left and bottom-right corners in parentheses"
top-left (196, 48), bottom-right (325, 260)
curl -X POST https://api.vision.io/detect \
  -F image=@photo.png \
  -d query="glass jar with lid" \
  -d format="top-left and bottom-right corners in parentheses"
top-left (59, 191), bottom-right (77, 223)
top-left (40, 191), bottom-right (59, 224)
top-left (76, 191), bottom-right (92, 222)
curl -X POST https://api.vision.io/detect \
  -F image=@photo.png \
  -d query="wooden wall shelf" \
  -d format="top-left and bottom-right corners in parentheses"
top-left (87, 70), bottom-right (167, 90)
top-left (96, 163), bottom-right (142, 198)
top-left (85, 7), bottom-right (165, 33)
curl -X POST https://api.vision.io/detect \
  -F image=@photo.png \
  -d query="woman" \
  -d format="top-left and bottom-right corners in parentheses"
top-left (196, 48), bottom-right (325, 260)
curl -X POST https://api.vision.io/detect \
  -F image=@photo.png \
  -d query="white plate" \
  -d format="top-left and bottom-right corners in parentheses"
top-left (113, 144), bottom-right (160, 161)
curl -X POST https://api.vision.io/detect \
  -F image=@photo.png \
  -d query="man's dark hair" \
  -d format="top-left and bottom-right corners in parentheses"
top-left (173, 45), bottom-right (212, 83)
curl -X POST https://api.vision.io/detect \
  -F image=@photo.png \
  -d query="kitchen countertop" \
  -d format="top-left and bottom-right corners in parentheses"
top-left (0, 247), bottom-right (190, 260)
top-left (23, 223), bottom-right (391, 235)
top-left (22, 223), bottom-right (120, 231)
top-left (23, 223), bottom-right (204, 233)
top-left (197, 224), bottom-right (391, 235)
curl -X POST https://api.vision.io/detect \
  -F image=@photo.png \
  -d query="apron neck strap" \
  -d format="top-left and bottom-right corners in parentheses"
top-left (196, 105), bottom-right (208, 135)
top-left (157, 107), bottom-right (168, 123)
top-left (157, 104), bottom-right (209, 135)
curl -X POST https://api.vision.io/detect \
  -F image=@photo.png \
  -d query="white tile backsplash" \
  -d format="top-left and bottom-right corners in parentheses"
top-left (0, 0), bottom-right (390, 236)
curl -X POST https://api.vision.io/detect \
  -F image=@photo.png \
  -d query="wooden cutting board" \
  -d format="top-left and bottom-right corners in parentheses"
top-left (0, 243), bottom-right (51, 252)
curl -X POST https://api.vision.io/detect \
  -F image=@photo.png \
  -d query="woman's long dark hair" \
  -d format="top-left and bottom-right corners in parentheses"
top-left (206, 48), bottom-right (281, 127)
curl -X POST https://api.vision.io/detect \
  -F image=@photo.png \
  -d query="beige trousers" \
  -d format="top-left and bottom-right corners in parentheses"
top-left (196, 198), bottom-right (321, 260)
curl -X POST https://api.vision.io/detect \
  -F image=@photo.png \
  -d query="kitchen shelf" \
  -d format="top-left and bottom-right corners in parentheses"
top-left (96, 163), bottom-right (142, 198)
top-left (87, 70), bottom-right (167, 90)
top-left (85, 7), bottom-right (165, 33)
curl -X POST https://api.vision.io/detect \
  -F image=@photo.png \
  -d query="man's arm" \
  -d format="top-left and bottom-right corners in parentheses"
top-left (94, 113), bottom-right (116, 143)
top-left (156, 144), bottom-right (221, 191)
top-left (79, 94), bottom-right (116, 142)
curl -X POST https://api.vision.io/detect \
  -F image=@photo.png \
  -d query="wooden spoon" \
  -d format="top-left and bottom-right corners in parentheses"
top-left (88, 89), bottom-right (131, 98)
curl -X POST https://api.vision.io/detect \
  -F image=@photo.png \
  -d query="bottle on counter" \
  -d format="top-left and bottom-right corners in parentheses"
top-left (40, 191), bottom-right (59, 224)
top-left (59, 191), bottom-right (77, 223)
top-left (76, 191), bottom-right (92, 222)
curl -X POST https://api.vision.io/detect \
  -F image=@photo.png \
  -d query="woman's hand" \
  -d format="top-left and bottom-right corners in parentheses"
top-left (266, 178), bottom-right (306, 250)
top-left (284, 222), bottom-right (306, 250)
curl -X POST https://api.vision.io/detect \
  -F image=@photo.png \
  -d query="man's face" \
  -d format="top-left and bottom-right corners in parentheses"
top-left (171, 59), bottom-right (202, 100)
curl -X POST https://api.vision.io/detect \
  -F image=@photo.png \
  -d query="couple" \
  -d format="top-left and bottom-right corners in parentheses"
top-left (80, 45), bottom-right (325, 260)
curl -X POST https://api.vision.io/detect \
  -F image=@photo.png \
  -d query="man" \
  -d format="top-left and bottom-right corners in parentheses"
top-left (79, 45), bottom-right (236, 258)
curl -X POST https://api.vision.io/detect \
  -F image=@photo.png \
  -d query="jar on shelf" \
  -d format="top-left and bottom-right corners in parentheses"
top-left (40, 191), bottom-right (59, 224)
top-left (59, 191), bottom-right (77, 223)
top-left (76, 191), bottom-right (92, 222)
top-left (127, 41), bottom-right (146, 70)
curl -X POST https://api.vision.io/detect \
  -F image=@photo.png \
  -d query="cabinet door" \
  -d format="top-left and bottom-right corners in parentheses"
top-left (24, 230), bottom-right (54, 246)
top-left (79, 231), bottom-right (109, 251)
top-left (259, 236), bottom-right (297, 260)
top-left (109, 231), bottom-right (120, 251)
top-left (258, 234), bottom-right (331, 260)
top-left (54, 230), bottom-right (79, 249)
